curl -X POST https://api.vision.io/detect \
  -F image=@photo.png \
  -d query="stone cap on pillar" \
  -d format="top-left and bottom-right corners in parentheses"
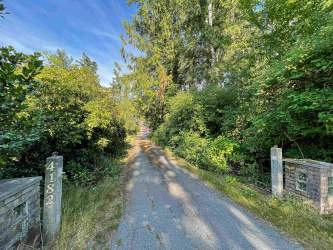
top-left (46, 155), bottom-right (63, 160)
top-left (283, 158), bottom-right (333, 169)
top-left (0, 177), bottom-right (42, 201)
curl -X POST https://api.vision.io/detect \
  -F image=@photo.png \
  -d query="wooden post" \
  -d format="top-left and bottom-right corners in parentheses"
top-left (42, 153), bottom-right (63, 243)
top-left (271, 146), bottom-right (283, 197)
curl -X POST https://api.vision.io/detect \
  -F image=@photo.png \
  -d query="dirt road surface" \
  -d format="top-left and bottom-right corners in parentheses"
top-left (111, 138), bottom-right (302, 250)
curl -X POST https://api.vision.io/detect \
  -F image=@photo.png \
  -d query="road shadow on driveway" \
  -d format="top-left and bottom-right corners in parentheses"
top-left (111, 139), bottom-right (302, 250)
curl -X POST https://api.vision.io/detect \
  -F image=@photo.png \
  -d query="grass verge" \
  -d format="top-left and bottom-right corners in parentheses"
top-left (162, 147), bottom-right (333, 249)
top-left (52, 153), bottom-right (130, 249)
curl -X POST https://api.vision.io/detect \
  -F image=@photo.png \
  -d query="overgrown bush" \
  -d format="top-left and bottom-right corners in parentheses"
top-left (0, 48), bottom-right (128, 185)
top-left (152, 92), bottom-right (239, 173)
top-left (151, 123), bottom-right (169, 146)
top-left (0, 47), bottom-right (44, 172)
top-left (242, 20), bottom-right (333, 163)
top-left (166, 91), bottom-right (207, 136)
top-left (172, 132), bottom-right (208, 167)
top-left (170, 133), bottom-right (237, 173)
top-left (204, 136), bottom-right (238, 172)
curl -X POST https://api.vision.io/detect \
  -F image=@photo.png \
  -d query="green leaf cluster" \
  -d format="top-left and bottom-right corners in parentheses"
top-left (0, 47), bottom-right (128, 185)
top-left (125, 0), bottom-right (333, 177)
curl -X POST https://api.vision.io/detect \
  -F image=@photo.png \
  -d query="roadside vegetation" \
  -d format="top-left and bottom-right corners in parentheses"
top-left (160, 148), bottom-right (333, 249)
top-left (122, 0), bottom-right (333, 186)
top-left (53, 156), bottom-right (125, 249)
top-left (1, 0), bottom-right (333, 248)
top-left (120, 1), bottom-right (333, 247)
top-left (0, 2), bottom-right (140, 248)
top-left (0, 2), bottom-right (139, 246)
top-left (0, 45), bottom-right (138, 247)
top-left (0, 46), bottom-right (138, 183)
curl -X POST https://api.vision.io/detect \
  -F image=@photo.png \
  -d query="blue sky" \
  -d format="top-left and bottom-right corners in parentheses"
top-left (0, 0), bottom-right (137, 86)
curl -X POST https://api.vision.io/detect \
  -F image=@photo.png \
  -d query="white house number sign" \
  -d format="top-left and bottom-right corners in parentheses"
top-left (45, 161), bottom-right (55, 207)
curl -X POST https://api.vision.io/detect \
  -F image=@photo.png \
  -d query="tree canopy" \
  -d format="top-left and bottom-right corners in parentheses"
top-left (0, 48), bottom-right (136, 184)
top-left (121, 0), bottom-right (333, 179)
top-left (1, 0), bottom-right (332, 185)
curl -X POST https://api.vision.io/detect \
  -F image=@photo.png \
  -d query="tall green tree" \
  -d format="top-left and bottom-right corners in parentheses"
top-left (1, 48), bottom-right (127, 183)
top-left (122, 0), bottom-right (333, 175)
top-left (78, 53), bottom-right (98, 73)
top-left (0, 47), bottom-right (43, 170)
top-left (46, 49), bottom-right (73, 69)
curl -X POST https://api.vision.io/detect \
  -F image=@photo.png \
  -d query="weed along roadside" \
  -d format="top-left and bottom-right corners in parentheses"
top-left (53, 139), bottom-right (135, 249)
top-left (143, 140), bottom-right (333, 249)
top-left (54, 175), bottom-right (123, 249)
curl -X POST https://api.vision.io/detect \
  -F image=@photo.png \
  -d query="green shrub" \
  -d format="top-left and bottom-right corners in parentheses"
top-left (151, 123), bottom-right (169, 146)
top-left (150, 89), bottom-right (239, 173)
top-left (241, 22), bottom-right (333, 163)
top-left (204, 136), bottom-right (238, 173)
top-left (0, 48), bottom-right (128, 184)
top-left (67, 161), bottom-right (94, 185)
top-left (166, 91), bottom-right (207, 136)
top-left (168, 132), bottom-right (237, 173)
top-left (173, 132), bottom-right (208, 167)
top-left (196, 85), bottom-right (240, 136)
top-left (0, 47), bottom-right (43, 174)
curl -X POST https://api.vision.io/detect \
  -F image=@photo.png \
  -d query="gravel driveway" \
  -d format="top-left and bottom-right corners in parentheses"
top-left (111, 139), bottom-right (302, 250)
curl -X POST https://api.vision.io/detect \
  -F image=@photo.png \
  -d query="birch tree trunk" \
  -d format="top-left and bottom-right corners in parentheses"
top-left (208, 1), bottom-right (215, 65)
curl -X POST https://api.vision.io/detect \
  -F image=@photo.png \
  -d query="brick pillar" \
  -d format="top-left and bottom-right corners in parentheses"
top-left (42, 153), bottom-right (63, 243)
top-left (271, 147), bottom-right (283, 197)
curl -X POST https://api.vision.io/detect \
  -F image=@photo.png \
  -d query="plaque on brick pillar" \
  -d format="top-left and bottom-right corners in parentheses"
top-left (42, 152), bottom-right (63, 243)
top-left (271, 147), bottom-right (283, 197)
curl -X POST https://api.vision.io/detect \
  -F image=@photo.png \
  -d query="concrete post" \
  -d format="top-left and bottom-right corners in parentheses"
top-left (42, 153), bottom-right (63, 243)
top-left (271, 146), bottom-right (283, 197)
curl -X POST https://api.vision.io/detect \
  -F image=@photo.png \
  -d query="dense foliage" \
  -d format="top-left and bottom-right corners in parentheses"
top-left (1, 0), bottom-right (333, 184)
top-left (0, 47), bottom-right (135, 185)
top-left (123, 0), bottom-right (333, 180)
